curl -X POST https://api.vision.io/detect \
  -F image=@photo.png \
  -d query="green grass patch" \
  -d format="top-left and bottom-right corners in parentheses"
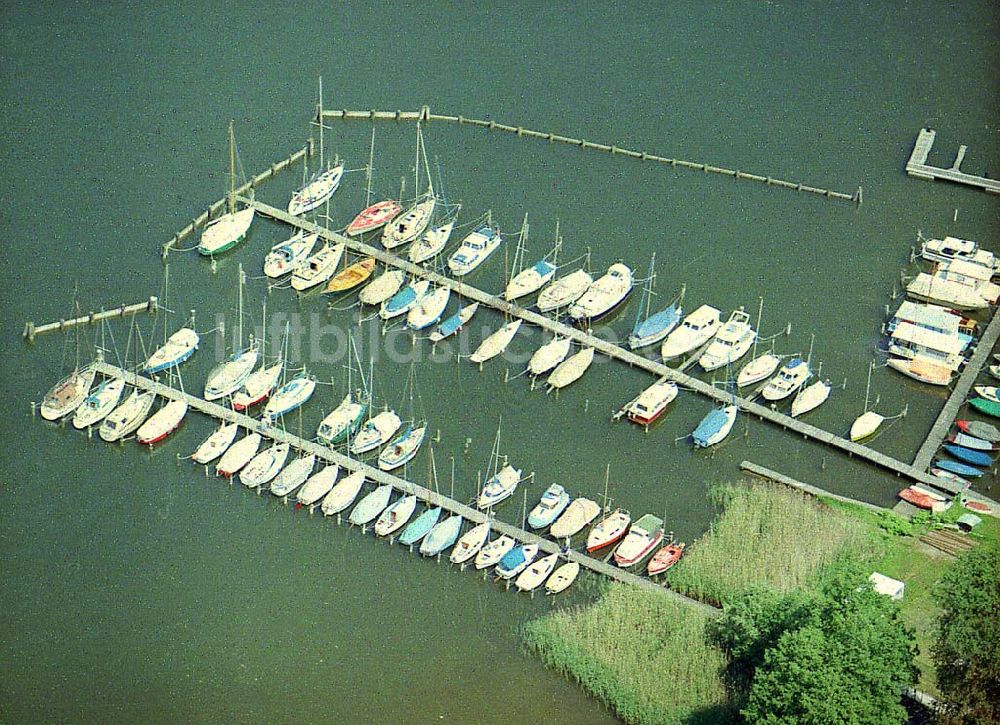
top-left (524, 585), bottom-right (732, 725)
top-left (665, 481), bottom-right (882, 606)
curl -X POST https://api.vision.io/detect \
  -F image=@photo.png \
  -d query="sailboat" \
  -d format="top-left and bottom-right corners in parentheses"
top-left (476, 421), bottom-right (522, 509)
top-left (350, 410), bottom-right (402, 454)
top-left (568, 263), bottom-right (633, 322)
top-left (545, 562), bottom-right (581, 595)
top-left (72, 377), bottom-right (125, 429)
top-left (325, 257), bottom-right (376, 294)
top-left (496, 544), bottom-right (540, 579)
top-left (191, 421), bottom-right (239, 464)
top-left (470, 320), bottom-right (522, 364)
top-left (406, 286), bottom-right (451, 331)
top-left (375, 494), bottom-right (418, 537)
top-left (850, 361), bottom-right (884, 441)
top-left (419, 514), bottom-right (463, 557)
top-left (291, 243), bottom-right (345, 292)
top-left (382, 127), bottom-right (436, 248)
top-left (378, 424), bottom-right (427, 471)
top-left (400, 451), bottom-right (443, 547)
top-left (515, 553), bottom-right (560, 592)
top-left (240, 441), bottom-right (290, 489)
top-left (504, 216), bottom-right (558, 301)
top-left (349, 484), bottom-right (394, 526)
top-left (537, 268), bottom-right (592, 313)
top-left (692, 404), bottom-right (738, 448)
top-left (199, 121), bottom-right (255, 256)
top-left (736, 297), bottom-right (780, 387)
top-left (358, 269), bottom-right (406, 306)
top-left (528, 336), bottom-right (572, 377)
top-left (379, 279), bottom-right (430, 320)
top-left (429, 302), bottom-right (479, 343)
top-left (270, 453), bottom-right (316, 498)
top-left (409, 214), bottom-right (458, 264)
top-left (288, 78), bottom-right (344, 216)
top-left (263, 231), bottom-right (318, 278)
top-left (262, 371), bottom-right (317, 423)
top-left (320, 470), bottom-right (366, 516)
top-left (474, 535), bottom-right (516, 570)
top-left (547, 347), bottom-right (595, 391)
top-left (233, 318), bottom-right (285, 411)
top-left (661, 305), bottom-right (722, 359)
top-left (628, 255), bottom-right (682, 349)
top-left (143, 298), bottom-right (199, 377)
top-left (297, 464), bottom-right (340, 507)
top-left (99, 389), bottom-right (155, 442)
top-left (698, 308), bottom-right (756, 371)
top-left (586, 466), bottom-right (630, 551)
top-left (215, 432), bottom-right (262, 477)
top-left (790, 379), bottom-right (831, 418)
top-left (447, 224), bottom-right (503, 276)
top-left (450, 520), bottom-right (491, 564)
top-left (316, 336), bottom-right (368, 445)
top-left (136, 399), bottom-right (187, 445)
top-left (348, 200), bottom-right (402, 236)
top-left (204, 266), bottom-right (259, 401)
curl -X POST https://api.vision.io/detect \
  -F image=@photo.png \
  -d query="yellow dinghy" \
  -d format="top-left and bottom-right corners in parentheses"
top-left (326, 257), bottom-right (376, 294)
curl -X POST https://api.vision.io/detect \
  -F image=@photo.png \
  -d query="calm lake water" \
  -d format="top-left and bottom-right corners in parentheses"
top-left (2, 2), bottom-right (998, 722)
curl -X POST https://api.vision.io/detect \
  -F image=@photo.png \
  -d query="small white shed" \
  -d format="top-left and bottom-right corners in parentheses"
top-left (869, 572), bottom-right (905, 601)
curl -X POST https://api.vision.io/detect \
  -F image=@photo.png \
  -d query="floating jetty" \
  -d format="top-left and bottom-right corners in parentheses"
top-left (913, 304), bottom-right (1000, 472)
top-left (23, 297), bottom-right (159, 343)
top-left (86, 359), bottom-right (716, 613)
top-left (245, 197), bottom-right (967, 497)
top-left (321, 107), bottom-right (862, 205)
top-left (906, 128), bottom-right (1000, 195)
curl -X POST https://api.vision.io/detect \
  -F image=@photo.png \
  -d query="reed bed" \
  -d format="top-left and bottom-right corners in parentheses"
top-left (666, 480), bottom-right (880, 606)
top-left (524, 584), bottom-right (731, 725)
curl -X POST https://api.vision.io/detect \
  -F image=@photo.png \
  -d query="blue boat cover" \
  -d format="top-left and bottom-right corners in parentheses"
top-left (943, 443), bottom-right (994, 467)
top-left (631, 303), bottom-right (680, 341)
top-left (934, 458), bottom-right (984, 478)
top-left (692, 406), bottom-right (731, 447)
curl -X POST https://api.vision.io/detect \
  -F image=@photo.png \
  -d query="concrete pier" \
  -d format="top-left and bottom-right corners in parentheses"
top-left (905, 128), bottom-right (1000, 194)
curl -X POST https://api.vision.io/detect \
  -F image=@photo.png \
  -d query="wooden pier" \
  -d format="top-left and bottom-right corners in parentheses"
top-left (905, 128), bottom-right (1000, 195)
top-left (321, 107), bottom-right (862, 205)
top-left (88, 359), bottom-right (717, 613)
top-left (244, 198), bottom-right (973, 497)
top-left (740, 461), bottom-right (893, 514)
top-left (160, 141), bottom-right (314, 258)
top-left (23, 297), bottom-right (159, 343)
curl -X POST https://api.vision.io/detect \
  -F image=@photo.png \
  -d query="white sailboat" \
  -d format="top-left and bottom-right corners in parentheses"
top-left (297, 465), bottom-right (340, 506)
top-left (204, 265), bottom-right (258, 401)
top-left (850, 361), bottom-right (884, 441)
top-left (321, 470), bottom-right (366, 516)
top-left (375, 494), bottom-right (418, 537)
top-left (71, 376), bottom-right (124, 429)
top-left (199, 121), bottom-right (255, 256)
top-left (504, 216), bottom-right (559, 301)
top-left (470, 320), bottom-right (522, 364)
top-left (240, 441), bottom-right (291, 489)
top-left (790, 379), bottom-right (831, 417)
top-left (270, 453), bottom-right (316, 497)
top-left (545, 562), bottom-right (581, 595)
top-left (137, 400), bottom-right (188, 445)
top-left (382, 126), bottom-right (436, 249)
top-left (429, 302), bottom-right (479, 343)
top-left (474, 535), bottom-right (516, 570)
top-left (736, 297), bottom-right (780, 387)
top-left (263, 231), bottom-right (318, 278)
top-left (288, 79), bottom-right (344, 216)
top-left (191, 422), bottom-right (239, 464)
top-left (143, 327), bottom-right (199, 374)
top-left (99, 389), bottom-right (155, 442)
top-left (359, 269), bottom-right (406, 306)
top-left (450, 520), bottom-right (491, 564)
top-left (379, 279), bottom-right (430, 320)
top-left (409, 219), bottom-right (457, 264)
top-left (407, 286), bottom-right (451, 330)
top-left (42, 364), bottom-right (96, 422)
top-left (262, 373), bottom-right (317, 423)
top-left (291, 243), bottom-right (345, 292)
top-left (537, 268), bottom-right (593, 313)
top-left (528, 336), bottom-right (572, 377)
top-left (215, 432), bottom-right (262, 477)
top-left (547, 347), bottom-right (595, 391)
top-left (476, 421), bottom-right (522, 508)
top-left (350, 409), bottom-right (402, 454)
top-left (515, 553), bottom-right (560, 592)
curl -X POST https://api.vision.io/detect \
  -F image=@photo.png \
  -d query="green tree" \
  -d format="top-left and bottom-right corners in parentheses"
top-left (933, 544), bottom-right (1000, 724)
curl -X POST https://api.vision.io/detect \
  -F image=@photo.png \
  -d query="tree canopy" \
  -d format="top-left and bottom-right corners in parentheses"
top-left (933, 544), bottom-right (1000, 725)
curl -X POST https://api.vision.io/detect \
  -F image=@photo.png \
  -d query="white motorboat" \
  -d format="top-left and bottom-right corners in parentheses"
top-left (515, 553), bottom-right (560, 592)
top-left (474, 535), bottom-right (515, 570)
top-left (449, 520), bottom-right (491, 564)
top-left (447, 225), bottom-right (502, 276)
top-left (350, 410), bottom-right (402, 454)
top-left (382, 197), bottom-right (435, 249)
top-left (374, 494), bottom-right (418, 537)
top-left (288, 164), bottom-right (344, 216)
top-left (297, 465), bottom-right (340, 506)
top-left (137, 400), bottom-right (187, 445)
top-left (790, 380), bottom-right (831, 417)
top-left (699, 309), bottom-right (755, 371)
top-left (232, 361), bottom-right (283, 411)
top-left (545, 562), bottom-right (581, 595)
top-left (476, 464), bottom-right (522, 508)
top-left (359, 269), bottom-right (406, 306)
top-left (920, 235), bottom-right (998, 272)
top-left (321, 470), bottom-right (366, 516)
top-left (906, 272), bottom-right (988, 311)
top-left (71, 376), bottom-right (123, 428)
top-left (409, 220), bottom-right (456, 264)
top-left (737, 353), bottom-right (781, 387)
top-left (760, 357), bottom-right (810, 401)
top-left (191, 422), bottom-right (239, 464)
top-left (263, 231), bottom-right (318, 278)
top-left (407, 286), bottom-right (451, 330)
top-left (568, 263), bottom-right (633, 322)
top-left (470, 320), bottom-right (522, 364)
top-left (291, 244), bottom-right (345, 292)
top-left (624, 379), bottom-right (679, 425)
top-left (215, 432), bottom-right (262, 477)
top-left (661, 305), bottom-right (721, 359)
top-left (536, 269), bottom-right (593, 313)
top-left (42, 367), bottom-right (96, 421)
top-left (262, 374), bottom-right (317, 423)
top-left (270, 453), bottom-right (316, 497)
top-left (550, 498), bottom-right (601, 539)
top-left (240, 441), bottom-right (291, 488)
top-left (379, 279), bottom-right (430, 320)
top-left (143, 327), bottom-right (199, 374)
top-left (935, 259), bottom-right (1000, 302)
top-left (528, 336), bottom-right (572, 376)
top-left (547, 347), bottom-right (595, 390)
top-left (99, 390), bottom-right (155, 442)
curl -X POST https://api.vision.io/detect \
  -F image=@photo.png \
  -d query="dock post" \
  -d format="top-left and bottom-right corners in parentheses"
top-left (30, 401), bottom-right (36, 417)
top-left (23, 321), bottom-right (35, 343)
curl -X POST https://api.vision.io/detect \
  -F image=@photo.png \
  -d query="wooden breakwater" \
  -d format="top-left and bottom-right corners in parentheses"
top-left (23, 297), bottom-right (159, 343)
top-left (321, 106), bottom-right (862, 204)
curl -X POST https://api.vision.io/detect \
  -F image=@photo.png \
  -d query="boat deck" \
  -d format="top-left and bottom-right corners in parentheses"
top-left (90, 360), bottom-right (717, 614)
top-left (905, 128), bottom-right (1000, 195)
top-left (243, 198), bottom-right (975, 497)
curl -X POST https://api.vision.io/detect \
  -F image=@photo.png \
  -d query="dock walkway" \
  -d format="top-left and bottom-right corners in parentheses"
top-left (905, 128), bottom-right (1000, 195)
top-left (244, 198), bottom-right (967, 496)
top-left (913, 303), bottom-right (1000, 471)
top-left (90, 360), bottom-right (716, 614)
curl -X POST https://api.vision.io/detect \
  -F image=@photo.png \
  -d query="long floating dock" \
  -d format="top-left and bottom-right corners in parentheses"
top-left (905, 128), bottom-right (1000, 195)
top-left (913, 302), bottom-right (1000, 471)
top-left (321, 106), bottom-right (862, 205)
top-left (245, 198), bottom-right (1000, 508)
top-left (89, 359), bottom-right (716, 613)
top-left (23, 297), bottom-right (159, 343)
top-left (740, 460), bottom-right (892, 514)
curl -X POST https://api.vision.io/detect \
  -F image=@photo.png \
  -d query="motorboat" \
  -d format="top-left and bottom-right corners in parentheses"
top-left (760, 357), bottom-right (810, 401)
top-left (647, 543), bottom-right (686, 575)
top-left (920, 235), bottom-right (998, 272)
top-left (263, 231), bottom-right (318, 278)
top-left (550, 498), bottom-right (601, 539)
top-left (905, 272), bottom-right (989, 311)
top-left (698, 309), bottom-right (755, 371)
top-left (476, 464), bottom-right (522, 509)
top-left (447, 225), bottom-right (502, 276)
top-left (613, 514), bottom-right (664, 567)
top-left (567, 263), bottom-right (633, 322)
top-left (527, 484), bottom-right (571, 529)
top-left (660, 305), bottom-right (721, 359)
top-left (624, 379), bottom-right (678, 425)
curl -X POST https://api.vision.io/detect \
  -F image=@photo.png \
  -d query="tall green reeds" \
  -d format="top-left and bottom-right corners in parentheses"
top-left (524, 585), bottom-right (731, 725)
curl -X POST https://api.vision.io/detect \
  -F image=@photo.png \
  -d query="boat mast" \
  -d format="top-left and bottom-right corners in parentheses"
top-left (863, 359), bottom-right (874, 413)
top-left (236, 262), bottom-right (244, 350)
top-left (552, 220), bottom-right (560, 266)
top-left (317, 76), bottom-right (325, 170)
top-left (365, 127), bottom-right (375, 208)
top-left (602, 463), bottom-right (611, 513)
top-left (414, 123), bottom-right (421, 200)
top-left (751, 295), bottom-right (763, 359)
top-left (227, 120), bottom-right (235, 215)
